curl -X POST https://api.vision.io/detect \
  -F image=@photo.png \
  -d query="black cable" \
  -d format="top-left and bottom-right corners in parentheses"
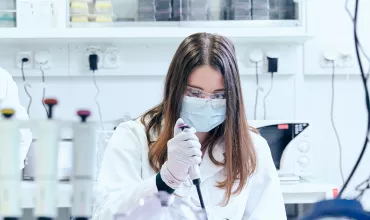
top-left (354, 173), bottom-right (370, 200)
top-left (254, 62), bottom-right (259, 120)
top-left (39, 66), bottom-right (48, 117)
top-left (344, 0), bottom-right (370, 81)
top-left (329, 61), bottom-right (345, 184)
top-left (92, 70), bottom-right (104, 130)
top-left (338, 0), bottom-right (370, 198)
top-left (263, 73), bottom-right (274, 120)
top-left (21, 59), bottom-right (32, 115)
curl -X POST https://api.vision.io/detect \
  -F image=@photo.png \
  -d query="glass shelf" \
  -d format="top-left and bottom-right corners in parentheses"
top-left (68, 0), bottom-right (301, 27)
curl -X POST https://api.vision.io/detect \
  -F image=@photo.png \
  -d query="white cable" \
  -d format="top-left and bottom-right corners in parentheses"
top-left (92, 71), bottom-right (104, 130)
top-left (21, 61), bottom-right (32, 115)
top-left (329, 61), bottom-right (345, 184)
top-left (263, 73), bottom-right (274, 120)
top-left (39, 65), bottom-right (49, 117)
top-left (254, 62), bottom-right (260, 120)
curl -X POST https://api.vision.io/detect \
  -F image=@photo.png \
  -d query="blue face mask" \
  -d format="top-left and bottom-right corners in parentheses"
top-left (180, 96), bottom-right (226, 132)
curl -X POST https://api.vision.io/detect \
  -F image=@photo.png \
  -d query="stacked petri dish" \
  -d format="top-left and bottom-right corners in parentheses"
top-left (155, 0), bottom-right (172, 21)
top-left (173, 0), bottom-right (187, 21)
top-left (94, 0), bottom-right (114, 22)
top-left (229, 0), bottom-right (252, 20)
top-left (251, 0), bottom-right (269, 20)
top-left (277, 0), bottom-right (296, 20)
top-left (188, 0), bottom-right (208, 21)
top-left (138, 0), bottom-right (156, 21)
top-left (207, 0), bottom-right (225, 21)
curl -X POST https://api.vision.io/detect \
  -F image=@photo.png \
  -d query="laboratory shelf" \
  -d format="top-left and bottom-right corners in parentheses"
top-left (0, 21), bottom-right (313, 44)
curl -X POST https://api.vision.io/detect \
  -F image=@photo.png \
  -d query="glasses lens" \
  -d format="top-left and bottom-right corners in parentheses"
top-left (186, 87), bottom-right (225, 99)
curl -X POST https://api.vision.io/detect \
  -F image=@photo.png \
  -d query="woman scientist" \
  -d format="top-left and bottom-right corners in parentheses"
top-left (93, 33), bottom-right (286, 220)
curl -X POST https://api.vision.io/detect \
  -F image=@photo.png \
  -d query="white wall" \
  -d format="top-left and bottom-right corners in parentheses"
top-left (1, 0), bottom-right (369, 204)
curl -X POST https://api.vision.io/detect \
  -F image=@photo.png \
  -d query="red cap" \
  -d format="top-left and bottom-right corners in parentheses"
top-left (43, 98), bottom-right (58, 105)
top-left (77, 110), bottom-right (91, 117)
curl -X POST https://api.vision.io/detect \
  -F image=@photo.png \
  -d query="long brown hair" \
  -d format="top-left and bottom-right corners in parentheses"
top-left (141, 32), bottom-right (257, 205)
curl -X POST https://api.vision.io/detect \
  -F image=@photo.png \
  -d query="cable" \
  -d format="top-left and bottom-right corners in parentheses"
top-left (329, 61), bottom-right (345, 184)
top-left (254, 62), bottom-right (259, 120)
top-left (39, 65), bottom-right (48, 117)
top-left (21, 59), bottom-right (32, 115)
top-left (354, 173), bottom-right (370, 200)
top-left (92, 70), bottom-right (104, 130)
top-left (338, 0), bottom-right (370, 198)
top-left (263, 73), bottom-right (274, 120)
top-left (344, 0), bottom-right (370, 81)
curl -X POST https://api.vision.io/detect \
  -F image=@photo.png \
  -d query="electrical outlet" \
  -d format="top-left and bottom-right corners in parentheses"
top-left (86, 46), bottom-right (103, 70)
top-left (35, 51), bottom-right (52, 69)
top-left (245, 49), bottom-right (264, 68)
top-left (336, 51), bottom-right (353, 68)
top-left (320, 58), bottom-right (335, 68)
top-left (16, 52), bottom-right (33, 69)
top-left (103, 48), bottom-right (119, 69)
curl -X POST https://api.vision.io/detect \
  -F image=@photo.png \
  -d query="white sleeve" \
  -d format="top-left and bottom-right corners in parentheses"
top-left (92, 122), bottom-right (158, 220)
top-left (243, 138), bottom-right (287, 220)
top-left (1, 70), bottom-right (32, 169)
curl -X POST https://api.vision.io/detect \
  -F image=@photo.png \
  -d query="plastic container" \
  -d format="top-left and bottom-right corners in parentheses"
top-left (0, 0), bottom-right (16, 10)
top-left (0, 12), bottom-right (16, 27)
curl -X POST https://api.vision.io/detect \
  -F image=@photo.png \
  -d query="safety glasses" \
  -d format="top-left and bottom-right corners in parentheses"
top-left (185, 86), bottom-right (225, 100)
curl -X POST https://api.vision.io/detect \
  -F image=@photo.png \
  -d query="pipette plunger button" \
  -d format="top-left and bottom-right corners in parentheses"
top-left (77, 110), bottom-right (91, 122)
top-left (43, 98), bottom-right (58, 119)
top-left (1, 108), bottom-right (15, 119)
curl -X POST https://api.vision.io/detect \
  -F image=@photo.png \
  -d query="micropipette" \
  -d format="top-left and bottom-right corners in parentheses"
top-left (34, 98), bottom-right (60, 220)
top-left (0, 109), bottom-right (22, 220)
top-left (178, 124), bottom-right (207, 214)
top-left (71, 110), bottom-right (96, 220)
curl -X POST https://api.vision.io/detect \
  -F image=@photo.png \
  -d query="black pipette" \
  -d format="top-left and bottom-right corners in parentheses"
top-left (178, 124), bottom-right (207, 215)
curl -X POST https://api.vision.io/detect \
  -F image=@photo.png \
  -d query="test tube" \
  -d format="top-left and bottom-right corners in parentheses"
top-left (0, 109), bottom-right (22, 220)
top-left (34, 99), bottom-right (60, 220)
top-left (71, 110), bottom-right (96, 220)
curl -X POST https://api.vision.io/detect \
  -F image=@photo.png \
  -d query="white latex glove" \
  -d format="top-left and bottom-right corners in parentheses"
top-left (160, 118), bottom-right (202, 189)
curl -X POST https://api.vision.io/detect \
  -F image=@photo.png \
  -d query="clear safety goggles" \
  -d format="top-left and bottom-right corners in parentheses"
top-left (186, 86), bottom-right (225, 100)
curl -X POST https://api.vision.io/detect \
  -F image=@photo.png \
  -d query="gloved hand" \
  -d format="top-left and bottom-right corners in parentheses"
top-left (160, 118), bottom-right (202, 189)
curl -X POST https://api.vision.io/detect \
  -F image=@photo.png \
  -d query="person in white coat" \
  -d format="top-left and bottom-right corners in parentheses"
top-left (0, 67), bottom-right (32, 169)
top-left (93, 33), bottom-right (287, 220)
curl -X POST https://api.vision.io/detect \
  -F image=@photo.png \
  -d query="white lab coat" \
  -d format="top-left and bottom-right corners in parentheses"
top-left (93, 119), bottom-right (287, 220)
top-left (0, 67), bottom-right (32, 169)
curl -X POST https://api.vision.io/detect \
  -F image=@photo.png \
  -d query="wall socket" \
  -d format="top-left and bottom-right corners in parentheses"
top-left (16, 52), bottom-right (33, 69)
